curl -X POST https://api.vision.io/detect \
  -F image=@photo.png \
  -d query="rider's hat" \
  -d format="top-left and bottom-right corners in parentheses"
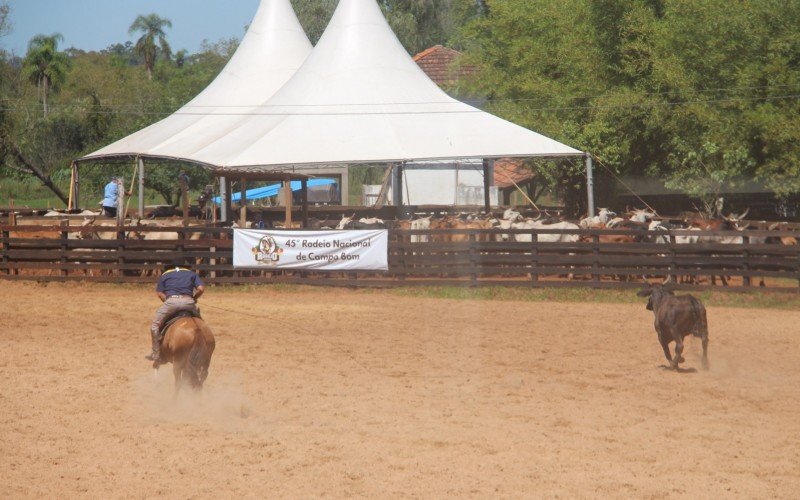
top-left (167, 258), bottom-right (191, 269)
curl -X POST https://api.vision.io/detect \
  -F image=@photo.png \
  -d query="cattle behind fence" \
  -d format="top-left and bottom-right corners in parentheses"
top-left (1, 224), bottom-right (799, 292)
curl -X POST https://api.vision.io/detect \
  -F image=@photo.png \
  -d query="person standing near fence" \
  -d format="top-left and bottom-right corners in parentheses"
top-left (101, 176), bottom-right (120, 217)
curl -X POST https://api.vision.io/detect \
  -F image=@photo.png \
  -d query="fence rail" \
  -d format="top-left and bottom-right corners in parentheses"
top-left (1, 224), bottom-right (799, 292)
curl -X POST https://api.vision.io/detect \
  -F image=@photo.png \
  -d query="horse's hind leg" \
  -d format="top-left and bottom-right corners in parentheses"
top-left (173, 363), bottom-right (183, 399)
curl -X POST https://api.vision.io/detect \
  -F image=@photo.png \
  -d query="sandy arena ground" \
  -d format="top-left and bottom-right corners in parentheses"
top-left (1, 281), bottom-right (799, 498)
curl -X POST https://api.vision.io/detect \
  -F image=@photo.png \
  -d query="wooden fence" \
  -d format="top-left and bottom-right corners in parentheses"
top-left (1, 223), bottom-right (799, 292)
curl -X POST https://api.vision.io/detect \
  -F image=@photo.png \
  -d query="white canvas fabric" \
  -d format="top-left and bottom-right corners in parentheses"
top-left (182, 0), bottom-right (581, 170)
top-left (81, 0), bottom-right (312, 161)
top-left (83, 0), bottom-right (581, 170)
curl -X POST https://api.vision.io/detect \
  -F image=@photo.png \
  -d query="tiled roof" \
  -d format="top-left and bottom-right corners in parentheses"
top-left (413, 45), bottom-right (476, 87)
top-left (493, 159), bottom-right (534, 188)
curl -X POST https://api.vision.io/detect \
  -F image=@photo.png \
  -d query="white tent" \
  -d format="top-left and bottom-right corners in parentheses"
top-left (170, 0), bottom-right (582, 170)
top-left (81, 0), bottom-right (312, 162)
top-left (77, 0), bottom-right (592, 216)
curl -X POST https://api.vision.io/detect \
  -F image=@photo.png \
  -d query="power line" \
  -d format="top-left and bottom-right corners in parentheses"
top-left (2, 93), bottom-right (799, 116)
top-left (1, 83), bottom-right (799, 109)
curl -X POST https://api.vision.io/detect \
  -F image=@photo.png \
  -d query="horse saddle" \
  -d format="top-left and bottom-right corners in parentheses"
top-left (159, 309), bottom-right (202, 339)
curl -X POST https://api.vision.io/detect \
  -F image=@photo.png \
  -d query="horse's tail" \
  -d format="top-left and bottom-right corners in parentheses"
top-left (187, 319), bottom-right (212, 387)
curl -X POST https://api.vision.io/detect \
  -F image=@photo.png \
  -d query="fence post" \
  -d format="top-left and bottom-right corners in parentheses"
top-left (177, 229), bottom-right (185, 264)
top-left (592, 232), bottom-right (600, 284)
top-left (117, 225), bottom-right (125, 278)
top-left (742, 234), bottom-right (751, 287)
top-left (2, 227), bottom-right (9, 276)
top-left (60, 219), bottom-right (69, 277)
top-left (394, 228), bottom-right (406, 282)
top-left (209, 228), bottom-right (217, 280)
top-left (530, 230), bottom-right (539, 286)
top-left (669, 233), bottom-right (677, 284)
top-left (469, 232), bottom-right (477, 286)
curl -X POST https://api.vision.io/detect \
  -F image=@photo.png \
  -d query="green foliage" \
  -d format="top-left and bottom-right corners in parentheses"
top-left (2, 0), bottom-right (799, 212)
top-left (22, 33), bottom-right (69, 117)
top-left (290, 0), bottom-right (480, 54)
top-left (0, 1), bottom-right (10, 39)
top-left (129, 13), bottom-right (172, 80)
top-left (290, 0), bottom-right (337, 44)
top-left (459, 0), bottom-right (800, 212)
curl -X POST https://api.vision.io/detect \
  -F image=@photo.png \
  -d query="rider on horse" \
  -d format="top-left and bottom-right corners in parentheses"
top-left (147, 258), bottom-right (205, 362)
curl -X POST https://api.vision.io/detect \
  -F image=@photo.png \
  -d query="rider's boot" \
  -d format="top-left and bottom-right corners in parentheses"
top-left (145, 331), bottom-right (161, 361)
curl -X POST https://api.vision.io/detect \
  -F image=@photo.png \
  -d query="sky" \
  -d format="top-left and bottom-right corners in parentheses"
top-left (2, 0), bottom-right (262, 56)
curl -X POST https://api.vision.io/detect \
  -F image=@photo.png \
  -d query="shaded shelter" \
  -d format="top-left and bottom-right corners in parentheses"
top-left (74, 0), bottom-right (313, 223)
top-left (76, 0), bottom-right (592, 218)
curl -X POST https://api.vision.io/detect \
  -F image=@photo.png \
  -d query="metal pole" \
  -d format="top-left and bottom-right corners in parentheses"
top-left (74, 164), bottom-right (80, 211)
top-left (219, 176), bottom-right (228, 222)
top-left (179, 173), bottom-right (189, 227)
top-left (116, 176), bottom-right (124, 225)
top-left (482, 158), bottom-right (493, 213)
top-left (585, 153), bottom-right (595, 217)
top-left (138, 157), bottom-right (145, 218)
top-left (393, 162), bottom-right (404, 207)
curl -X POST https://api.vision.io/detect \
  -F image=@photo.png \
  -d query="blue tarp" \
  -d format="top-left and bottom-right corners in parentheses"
top-left (213, 178), bottom-right (336, 203)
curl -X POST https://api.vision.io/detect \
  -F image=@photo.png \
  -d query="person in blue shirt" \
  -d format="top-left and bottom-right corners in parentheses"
top-left (101, 177), bottom-right (119, 217)
top-left (146, 259), bottom-right (205, 362)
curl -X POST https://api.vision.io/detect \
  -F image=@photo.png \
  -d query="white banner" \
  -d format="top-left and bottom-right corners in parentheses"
top-left (233, 229), bottom-right (388, 271)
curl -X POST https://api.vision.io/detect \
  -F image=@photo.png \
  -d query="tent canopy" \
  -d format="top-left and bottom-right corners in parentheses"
top-left (80, 0), bottom-right (312, 163)
top-left (80, 0), bottom-right (581, 173)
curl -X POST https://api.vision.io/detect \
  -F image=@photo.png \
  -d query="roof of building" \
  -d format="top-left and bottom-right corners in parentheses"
top-left (412, 45), bottom-right (476, 87)
top-left (493, 159), bottom-right (534, 188)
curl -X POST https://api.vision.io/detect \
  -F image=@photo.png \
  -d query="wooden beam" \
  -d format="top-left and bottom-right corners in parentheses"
top-left (138, 157), bottom-right (145, 218)
top-left (179, 173), bottom-right (189, 227)
top-left (239, 178), bottom-right (247, 228)
top-left (284, 177), bottom-right (293, 228)
top-left (301, 178), bottom-right (308, 227)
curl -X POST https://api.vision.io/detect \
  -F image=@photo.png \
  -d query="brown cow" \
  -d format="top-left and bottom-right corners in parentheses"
top-left (637, 283), bottom-right (709, 371)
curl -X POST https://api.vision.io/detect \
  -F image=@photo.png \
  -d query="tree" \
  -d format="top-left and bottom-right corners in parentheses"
top-left (457, 0), bottom-right (800, 214)
top-left (0, 2), bottom-right (11, 39)
top-left (129, 13), bottom-right (172, 80)
top-left (21, 33), bottom-right (69, 117)
top-left (290, 0), bottom-right (479, 54)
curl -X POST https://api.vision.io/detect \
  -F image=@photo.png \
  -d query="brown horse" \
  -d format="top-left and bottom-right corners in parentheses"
top-left (154, 317), bottom-right (215, 395)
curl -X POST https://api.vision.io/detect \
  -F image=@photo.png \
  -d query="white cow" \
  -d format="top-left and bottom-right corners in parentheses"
top-left (579, 208), bottom-right (615, 229)
top-left (512, 220), bottom-right (580, 243)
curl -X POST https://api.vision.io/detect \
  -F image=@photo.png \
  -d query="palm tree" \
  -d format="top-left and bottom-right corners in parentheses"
top-left (129, 13), bottom-right (172, 80)
top-left (22, 33), bottom-right (68, 117)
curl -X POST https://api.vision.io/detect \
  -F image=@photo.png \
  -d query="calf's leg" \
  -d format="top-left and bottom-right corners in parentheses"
top-left (701, 336), bottom-right (709, 370)
top-left (671, 339), bottom-right (684, 369)
top-left (660, 340), bottom-right (672, 365)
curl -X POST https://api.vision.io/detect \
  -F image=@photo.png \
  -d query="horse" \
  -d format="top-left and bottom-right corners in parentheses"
top-left (153, 315), bottom-right (216, 396)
